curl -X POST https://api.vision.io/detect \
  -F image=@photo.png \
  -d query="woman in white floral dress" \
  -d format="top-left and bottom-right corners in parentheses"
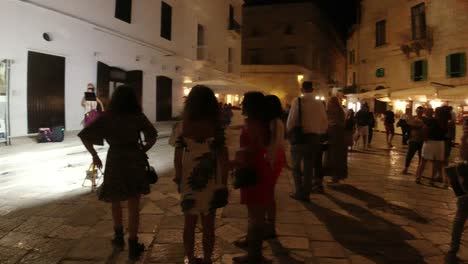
top-left (169, 85), bottom-right (229, 264)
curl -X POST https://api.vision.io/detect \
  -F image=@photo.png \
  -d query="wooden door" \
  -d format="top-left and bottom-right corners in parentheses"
top-left (127, 70), bottom-right (143, 106)
top-left (96, 61), bottom-right (110, 109)
top-left (27, 51), bottom-right (65, 133)
top-left (156, 76), bottom-right (172, 121)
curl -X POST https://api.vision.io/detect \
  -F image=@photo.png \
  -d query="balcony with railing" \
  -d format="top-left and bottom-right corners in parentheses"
top-left (228, 18), bottom-right (241, 38)
top-left (400, 26), bottom-right (433, 58)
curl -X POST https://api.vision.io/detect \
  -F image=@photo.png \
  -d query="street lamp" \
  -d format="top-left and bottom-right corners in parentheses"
top-left (297, 75), bottom-right (304, 83)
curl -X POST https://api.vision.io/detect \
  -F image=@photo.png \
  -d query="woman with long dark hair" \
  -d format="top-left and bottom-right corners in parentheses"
top-left (169, 85), bottom-right (229, 264)
top-left (78, 85), bottom-right (157, 261)
top-left (232, 92), bottom-right (272, 263)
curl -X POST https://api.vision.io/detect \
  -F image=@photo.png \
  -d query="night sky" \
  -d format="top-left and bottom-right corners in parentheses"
top-left (244, 0), bottom-right (358, 41)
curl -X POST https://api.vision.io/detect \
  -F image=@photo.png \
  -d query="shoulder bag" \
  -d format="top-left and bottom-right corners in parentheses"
top-left (288, 97), bottom-right (305, 145)
top-left (139, 134), bottom-right (158, 184)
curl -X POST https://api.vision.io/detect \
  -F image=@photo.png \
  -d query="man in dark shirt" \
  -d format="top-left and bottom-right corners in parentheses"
top-left (354, 104), bottom-right (372, 149)
top-left (402, 106), bottom-right (425, 175)
top-left (384, 109), bottom-right (395, 147)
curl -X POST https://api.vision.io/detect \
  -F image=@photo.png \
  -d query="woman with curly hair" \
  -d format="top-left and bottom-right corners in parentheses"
top-left (169, 85), bottom-right (229, 264)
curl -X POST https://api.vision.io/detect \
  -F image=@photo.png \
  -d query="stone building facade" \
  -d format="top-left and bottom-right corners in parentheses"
top-left (347, 0), bottom-right (468, 113)
top-left (241, 1), bottom-right (346, 103)
top-left (0, 0), bottom-right (243, 137)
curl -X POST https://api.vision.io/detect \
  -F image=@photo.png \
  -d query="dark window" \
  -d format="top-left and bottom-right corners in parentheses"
top-left (376, 68), bottom-right (385, 77)
top-left (352, 72), bottom-right (356, 86)
top-left (248, 49), bottom-right (263, 64)
top-left (284, 24), bottom-right (293, 35)
top-left (283, 47), bottom-right (297, 64)
top-left (196, 24), bottom-right (205, 60)
top-left (411, 60), bottom-right (428, 81)
top-left (115, 0), bottom-right (132, 23)
top-left (375, 20), bottom-right (386, 47)
top-left (349, 50), bottom-right (356, 64)
top-left (161, 1), bottom-right (172, 40)
top-left (411, 3), bottom-right (426, 40)
top-left (446, 53), bottom-right (466, 78)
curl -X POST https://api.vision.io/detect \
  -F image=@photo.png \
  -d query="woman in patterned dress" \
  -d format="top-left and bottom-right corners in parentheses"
top-left (78, 85), bottom-right (157, 261)
top-left (170, 85), bottom-right (229, 264)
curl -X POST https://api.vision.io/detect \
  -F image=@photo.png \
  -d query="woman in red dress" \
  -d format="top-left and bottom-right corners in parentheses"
top-left (233, 92), bottom-right (273, 263)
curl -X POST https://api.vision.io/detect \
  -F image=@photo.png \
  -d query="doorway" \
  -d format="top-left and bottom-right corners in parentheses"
top-left (27, 51), bottom-right (65, 133)
top-left (156, 76), bottom-right (173, 121)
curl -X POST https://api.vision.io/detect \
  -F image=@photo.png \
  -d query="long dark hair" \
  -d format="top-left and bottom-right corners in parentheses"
top-left (242, 92), bottom-right (270, 144)
top-left (265, 95), bottom-right (283, 121)
top-left (183, 85), bottom-right (219, 124)
top-left (108, 85), bottom-right (142, 114)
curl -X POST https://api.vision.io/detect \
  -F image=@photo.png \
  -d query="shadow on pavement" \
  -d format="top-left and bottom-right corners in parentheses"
top-left (304, 194), bottom-right (427, 264)
top-left (266, 239), bottom-right (306, 264)
top-left (329, 184), bottom-right (428, 224)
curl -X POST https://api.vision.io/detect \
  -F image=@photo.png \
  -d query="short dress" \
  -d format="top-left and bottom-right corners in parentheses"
top-left (78, 112), bottom-right (158, 202)
top-left (169, 123), bottom-right (227, 214)
top-left (239, 120), bottom-right (274, 206)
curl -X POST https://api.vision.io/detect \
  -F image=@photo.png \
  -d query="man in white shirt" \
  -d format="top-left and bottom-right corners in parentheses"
top-left (287, 81), bottom-right (328, 201)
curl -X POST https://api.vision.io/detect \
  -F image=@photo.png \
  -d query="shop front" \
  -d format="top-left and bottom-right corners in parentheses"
top-left (0, 60), bottom-right (11, 145)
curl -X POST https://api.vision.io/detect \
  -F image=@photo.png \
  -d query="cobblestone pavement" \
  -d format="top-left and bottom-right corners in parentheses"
top-left (0, 126), bottom-right (467, 264)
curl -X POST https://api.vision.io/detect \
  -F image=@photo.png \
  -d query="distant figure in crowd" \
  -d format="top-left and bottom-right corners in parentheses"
top-left (446, 119), bottom-right (468, 264)
top-left (368, 109), bottom-right (376, 147)
top-left (354, 104), bottom-right (372, 150)
top-left (78, 85), bottom-right (157, 261)
top-left (398, 108), bottom-right (412, 145)
top-left (415, 107), bottom-right (449, 187)
top-left (232, 92), bottom-right (273, 263)
top-left (445, 106), bottom-right (456, 163)
top-left (81, 83), bottom-right (105, 127)
top-left (223, 103), bottom-right (234, 128)
top-left (384, 108), bottom-right (396, 147)
top-left (326, 96), bottom-right (348, 183)
top-left (345, 109), bottom-right (356, 151)
top-left (287, 81), bottom-right (328, 201)
top-left (170, 85), bottom-right (229, 264)
top-left (402, 106), bottom-right (425, 175)
top-left (264, 95), bottom-right (286, 238)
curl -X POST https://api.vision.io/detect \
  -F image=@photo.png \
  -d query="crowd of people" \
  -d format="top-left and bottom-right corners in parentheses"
top-left (77, 81), bottom-right (466, 263)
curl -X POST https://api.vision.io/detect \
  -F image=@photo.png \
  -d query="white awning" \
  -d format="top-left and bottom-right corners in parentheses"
top-left (438, 85), bottom-right (468, 101)
top-left (357, 88), bottom-right (390, 99)
top-left (390, 87), bottom-right (438, 99)
top-left (190, 79), bottom-right (262, 94)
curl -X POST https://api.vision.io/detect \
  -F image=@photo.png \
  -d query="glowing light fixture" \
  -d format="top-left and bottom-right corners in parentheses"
top-left (430, 100), bottom-right (442, 108)
top-left (215, 93), bottom-right (219, 98)
top-left (315, 96), bottom-right (320, 100)
top-left (320, 96), bottom-right (325, 101)
top-left (297, 75), bottom-right (304, 83)
top-left (183, 77), bottom-right (193, 84)
top-left (183, 87), bottom-right (191, 96)
top-left (394, 100), bottom-right (408, 112)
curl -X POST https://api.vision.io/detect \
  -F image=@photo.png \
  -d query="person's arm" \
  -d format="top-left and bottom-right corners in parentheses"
top-left (461, 121), bottom-right (468, 160)
top-left (140, 115), bottom-right (158, 153)
top-left (81, 97), bottom-right (86, 107)
top-left (174, 147), bottom-right (183, 191)
top-left (286, 99), bottom-right (298, 132)
top-left (80, 138), bottom-right (102, 169)
top-left (96, 97), bottom-right (105, 111)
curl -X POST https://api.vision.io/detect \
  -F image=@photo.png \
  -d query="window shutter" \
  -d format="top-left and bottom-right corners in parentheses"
top-left (461, 53), bottom-right (466, 77)
top-left (422, 60), bottom-right (428, 80)
top-left (411, 62), bottom-right (415, 81)
top-left (446, 55), bottom-right (452, 77)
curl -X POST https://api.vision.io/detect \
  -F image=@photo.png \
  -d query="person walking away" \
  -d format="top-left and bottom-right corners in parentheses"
top-left (81, 83), bottom-right (105, 127)
top-left (232, 92), bottom-right (272, 263)
top-left (402, 106), bottom-right (425, 175)
top-left (384, 108), bottom-right (396, 147)
top-left (170, 86), bottom-right (229, 264)
top-left (368, 110), bottom-right (376, 148)
top-left (326, 97), bottom-right (347, 183)
top-left (345, 109), bottom-right (356, 151)
top-left (264, 95), bottom-right (286, 239)
top-left (446, 118), bottom-right (468, 264)
top-left (354, 105), bottom-right (371, 150)
top-left (415, 107), bottom-right (449, 187)
top-left (78, 85), bottom-right (157, 261)
top-left (398, 108), bottom-right (412, 145)
top-left (286, 81), bottom-right (328, 201)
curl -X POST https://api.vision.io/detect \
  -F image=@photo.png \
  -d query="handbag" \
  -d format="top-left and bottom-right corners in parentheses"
top-left (139, 134), bottom-right (158, 184)
top-left (144, 157), bottom-right (158, 184)
top-left (288, 97), bottom-right (305, 145)
top-left (445, 162), bottom-right (468, 197)
top-left (232, 167), bottom-right (257, 189)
